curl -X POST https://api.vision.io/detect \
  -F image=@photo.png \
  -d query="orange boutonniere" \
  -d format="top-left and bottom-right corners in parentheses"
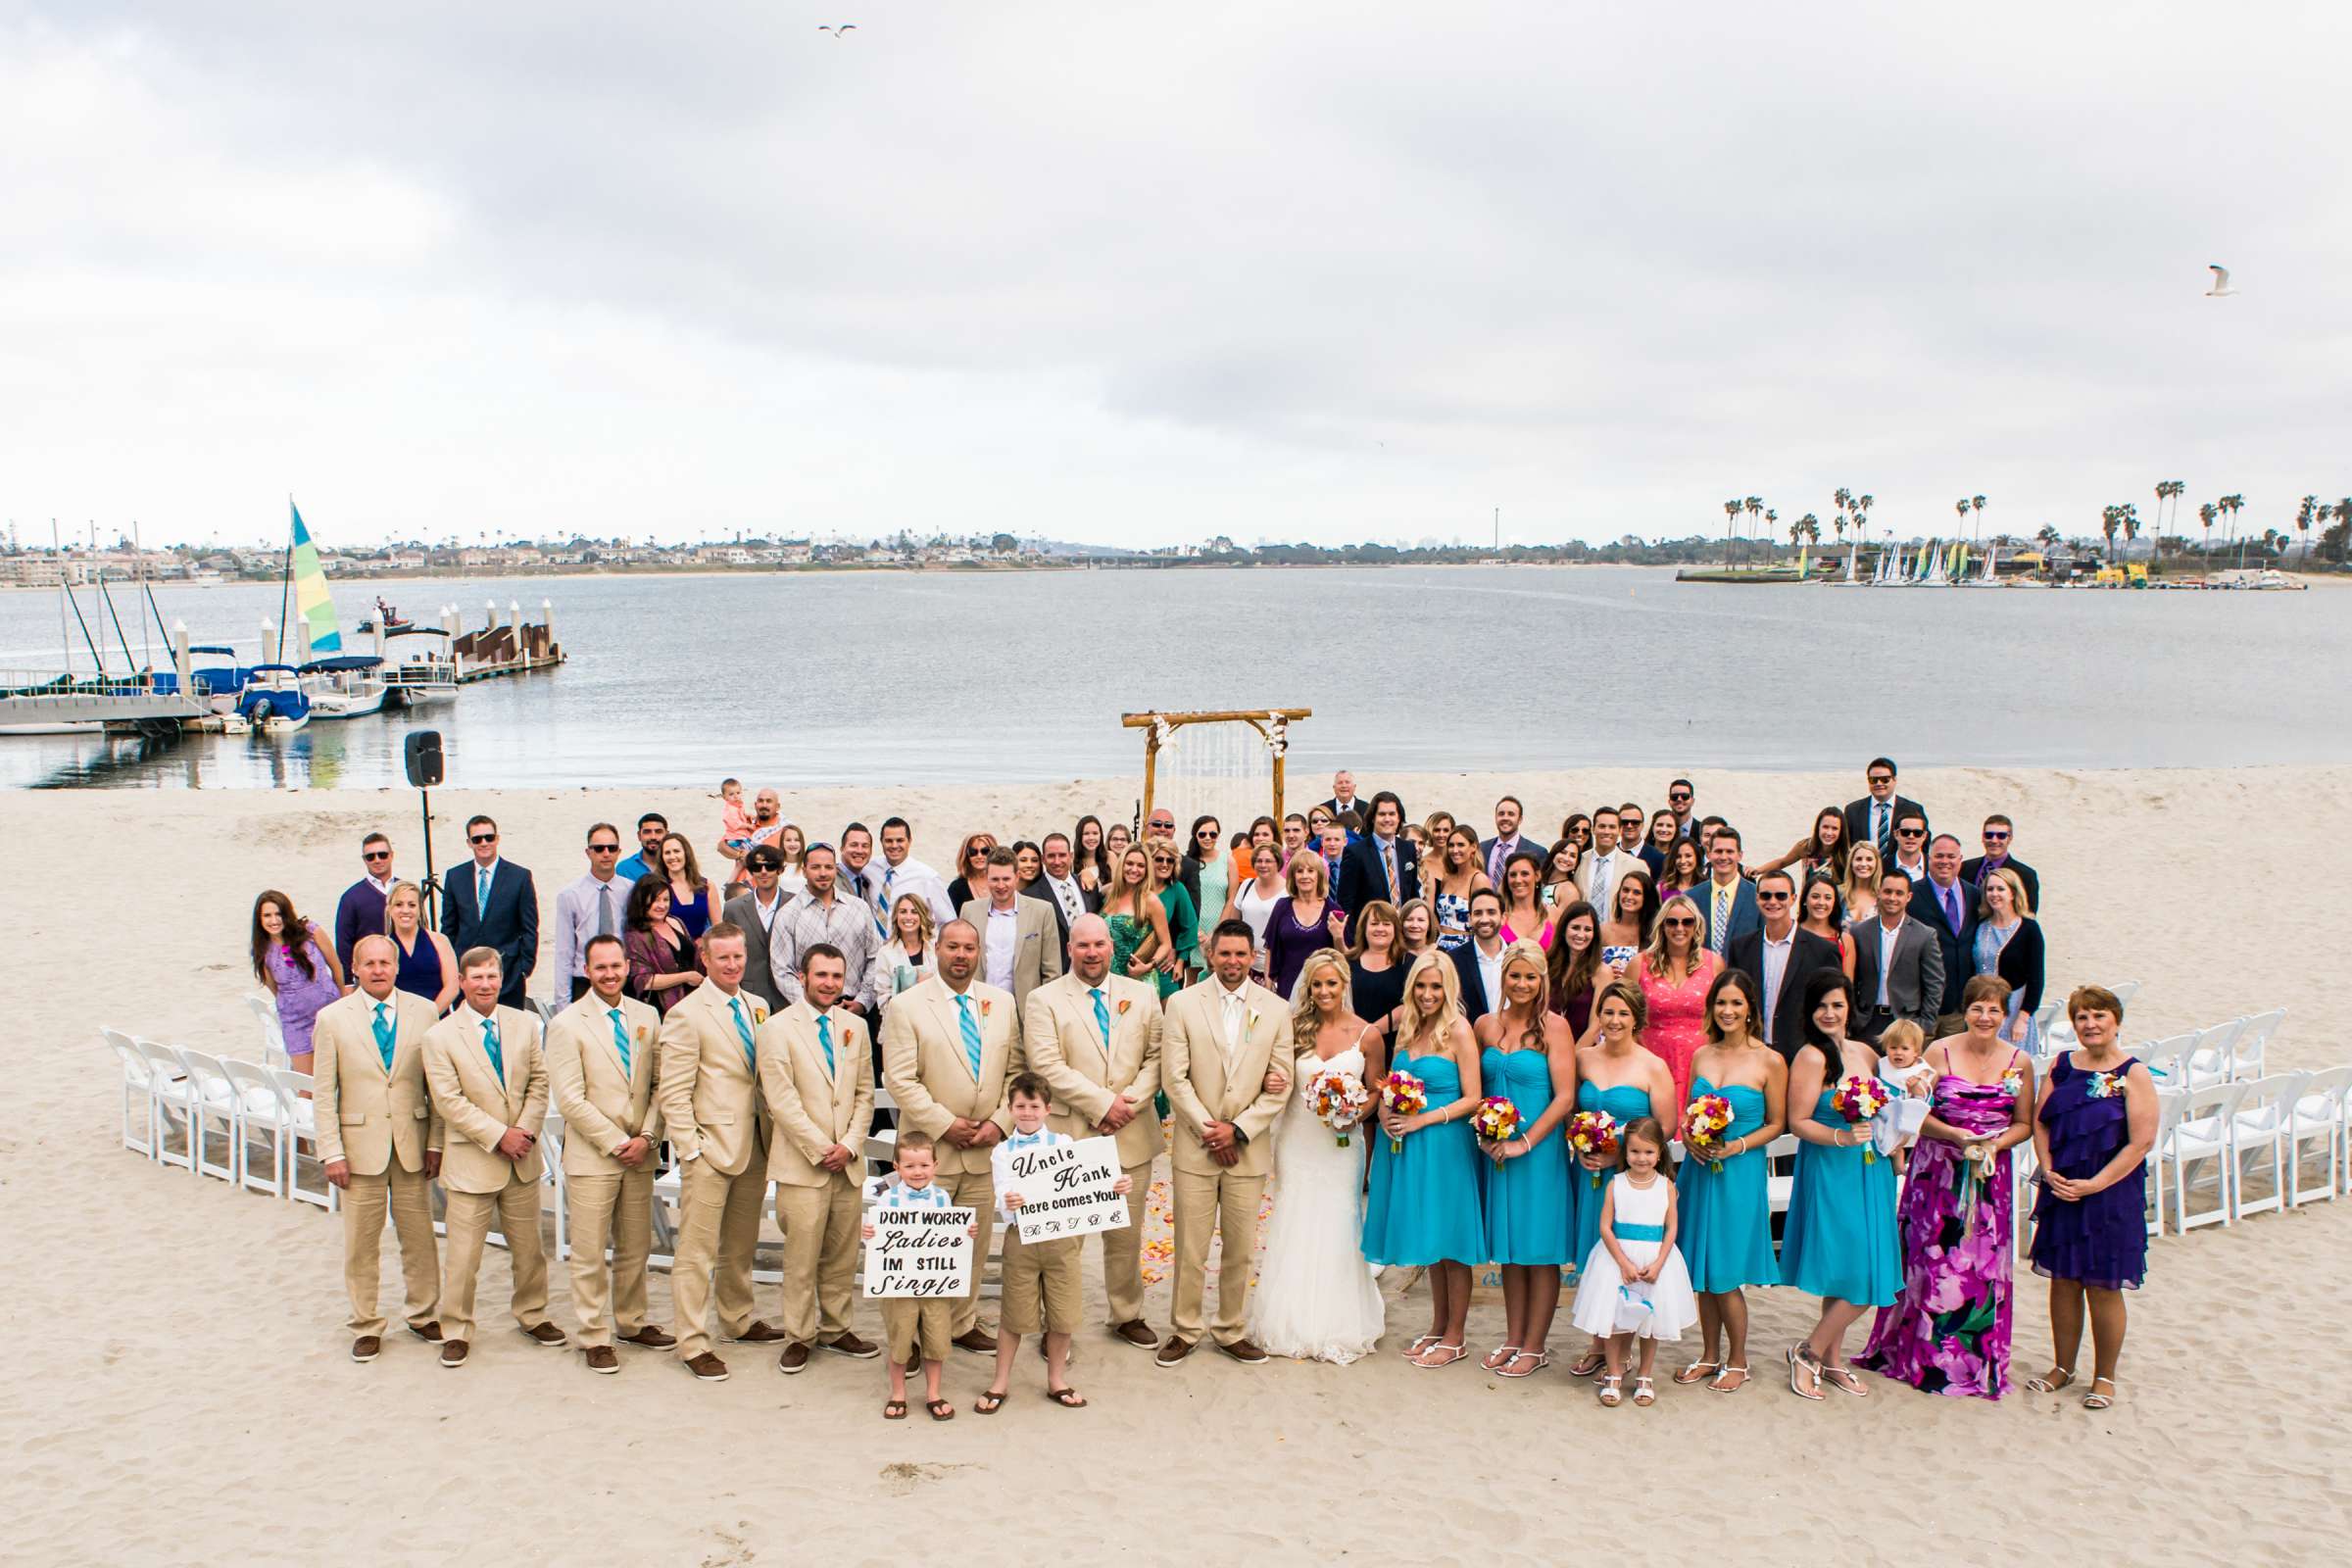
top-left (980, 999), bottom-right (993, 1017)
top-left (635, 1027), bottom-right (651, 1045)
top-left (753, 1006), bottom-right (768, 1025)
top-left (1116, 999), bottom-right (1132, 1015)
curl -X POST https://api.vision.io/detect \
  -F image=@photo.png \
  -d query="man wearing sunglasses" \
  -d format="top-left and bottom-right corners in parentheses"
top-left (1962, 814), bottom-right (2041, 913)
top-left (1886, 811), bottom-right (1932, 887)
top-left (1666, 779), bottom-right (1698, 840)
top-left (444, 815), bottom-right (540, 1010)
top-left (1840, 758), bottom-right (1927, 861)
top-left (334, 832), bottom-right (398, 974)
top-left (555, 824), bottom-right (631, 1002)
top-left (1727, 870), bottom-right (1841, 1054)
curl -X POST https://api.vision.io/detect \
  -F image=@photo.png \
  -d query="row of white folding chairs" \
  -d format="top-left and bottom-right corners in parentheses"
top-left (2147, 1066), bottom-right (2352, 1234)
top-left (101, 1027), bottom-right (338, 1210)
top-left (2135, 1010), bottom-right (2287, 1089)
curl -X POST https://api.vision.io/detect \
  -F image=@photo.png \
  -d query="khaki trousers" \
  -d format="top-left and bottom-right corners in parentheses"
top-left (942, 1167), bottom-right (996, 1337)
top-left (564, 1166), bottom-right (657, 1348)
top-left (773, 1176), bottom-right (861, 1347)
top-left (440, 1180), bottom-right (550, 1345)
top-left (1097, 1158), bottom-right (1153, 1325)
top-left (1170, 1164), bottom-right (1266, 1348)
top-left (341, 1163), bottom-right (439, 1336)
top-left (671, 1157), bottom-right (767, 1360)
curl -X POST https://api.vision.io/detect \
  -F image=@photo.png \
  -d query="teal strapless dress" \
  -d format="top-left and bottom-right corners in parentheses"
top-left (1780, 1089), bottom-right (1900, 1306)
top-left (1362, 1050), bottom-right (1487, 1266)
top-left (1676, 1077), bottom-right (1779, 1293)
top-left (1478, 1046), bottom-right (1570, 1265)
top-left (1567, 1082), bottom-right (1658, 1269)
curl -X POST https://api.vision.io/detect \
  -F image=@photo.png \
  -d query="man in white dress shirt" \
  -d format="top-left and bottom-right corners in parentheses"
top-left (1577, 808), bottom-right (1642, 916)
top-left (1028, 832), bottom-right (1095, 960)
top-left (959, 847), bottom-right (1062, 1021)
top-left (873, 816), bottom-right (958, 928)
top-left (554, 822), bottom-right (631, 1002)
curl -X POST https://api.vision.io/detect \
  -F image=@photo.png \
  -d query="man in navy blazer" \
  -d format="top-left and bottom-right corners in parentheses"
top-left (1337, 791), bottom-right (1418, 942)
top-left (1914, 833), bottom-right (1981, 1032)
top-left (1726, 871), bottom-right (1844, 1058)
top-left (443, 813), bottom-right (539, 1008)
top-left (1841, 757), bottom-right (1926, 861)
top-left (333, 831), bottom-right (397, 973)
top-left (1446, 889), bottom-right (1509, 1025)
top-left (1688, 827), bottom-right (1762, 957)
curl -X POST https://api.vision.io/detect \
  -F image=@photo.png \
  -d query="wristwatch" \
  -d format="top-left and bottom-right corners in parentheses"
top-left (1231, 1128), bottom-right (1250, 1149)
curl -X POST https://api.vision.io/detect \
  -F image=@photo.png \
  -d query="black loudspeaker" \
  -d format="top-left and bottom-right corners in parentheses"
top-left (404, 730), bottom-right (445, 788)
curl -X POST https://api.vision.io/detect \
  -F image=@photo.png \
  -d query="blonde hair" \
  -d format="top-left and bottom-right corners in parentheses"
top-left (888, 891), bottom-right (936, 950)
top-left (1877, 1019), bottom-right (1927, 1063)
top-left (1495, 939), bottom-right (1550, 1052)
top-left (1290, 948), bottom-right (1353, 1054)
top-left (1286, 851), bottom-right (1331, 902)
top-left (1642, 892), bottom-right (1704, 984)
top-left (383, 879), bottom-right (424, 932)
top-left (1397, 950), bottom-right (1466, 1053)
top-left (1841, 842), bottom-right (1883, 907)
top-left (1981, 864), bottom-right (2035, 921)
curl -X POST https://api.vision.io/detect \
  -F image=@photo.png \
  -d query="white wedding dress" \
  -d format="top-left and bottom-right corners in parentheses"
top-left (1245, 1043), bottom-right (1388, 1363)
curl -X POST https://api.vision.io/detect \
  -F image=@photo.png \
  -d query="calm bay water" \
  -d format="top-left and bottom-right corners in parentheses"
top-left (1, 565), bottom-right (2343, 789)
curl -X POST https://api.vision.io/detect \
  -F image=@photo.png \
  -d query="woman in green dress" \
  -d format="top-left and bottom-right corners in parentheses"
top-left (1147, 842), bottom-right (1199, 999)
top-left (1183, 815), bottom-right (1232, 972)
top-left (1103, 845), bottom-right (1171, 986)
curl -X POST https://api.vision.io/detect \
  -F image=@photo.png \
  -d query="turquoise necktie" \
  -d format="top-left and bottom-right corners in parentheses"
top-left (370, 1001), bottom-right (395, 1071)
top-left (480, 1016), bottom-right (504, 1085)
top-left (956, 994), bottom-right (983, 1077)
top-left (610, 1006), bottom-right (631, 1075)
top-left (1091, 986), bottom-right (1111, 1046)
top-left (817, 1012), bottom-right (835, 1075)
top-left (731, 996), bottom-right (757, 1068)
top-left (477, 864), bottom-right (492, 920)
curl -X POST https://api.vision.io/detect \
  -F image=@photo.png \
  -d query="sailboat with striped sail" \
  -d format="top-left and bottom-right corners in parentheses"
top-left (282, 501), bottom-right (387, 720)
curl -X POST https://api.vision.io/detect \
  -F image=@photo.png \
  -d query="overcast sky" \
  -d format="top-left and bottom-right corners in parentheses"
top-left (5, 1), bottom-right (2347, 550)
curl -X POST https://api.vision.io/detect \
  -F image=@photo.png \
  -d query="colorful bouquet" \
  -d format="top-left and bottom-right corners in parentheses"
top-left (1380, 1072), bottom-right (1428, 1153)
top-left (1832, 1074), bottom-right (1891, 1164)
top-left (1472, 1096), bottom-right (1522, 1146)
top-left (1308, 1066), bottom-right (1373, 1148)
top-left (1564, 1109), bottom-right (1622, 1190)
top-left (1683, 1093), bottom-right (1736, 1171)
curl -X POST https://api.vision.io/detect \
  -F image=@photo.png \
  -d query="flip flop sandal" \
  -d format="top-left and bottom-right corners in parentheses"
top-left (1788, 1349), bottom-right (1824, 1401)
top-left (2026, 1367), bottom-right (2076, 1395)
top-left (1495, 1350), bottom-right (1550, 1380)
top-left (1402, 1334), bottom-right (1441, 1359)
top-left (1709, 1364), bottom-right (1751, 1394)
top-left (1820, 1366), bottom-right (1869, 1397)
top-left (1596, 1375), bottom-right (1623, 1407)
top-left (1566, 1348), bottom-right (1608, 1379)
top-left (925, 1399), bottom-right (956, 1422)
top-left (882, 1400), bottom-right (907, 1420)
top-left (1632, 1377), bottom-right (1656, 1407)
top-left (1481, 1344), bottom-right (1522, 1372)
top-left (1047, 1386), bottom-right (1088, 1408)
top-left (973, 1391), bottom-right (1007, 1415)
top-left (1411, 1343), bottom-right (1467, 1368)
top-left (2082, 1379), bottom-right (2117, 1411)
top-left (1672, 1359), bottom-right (1721, 1386)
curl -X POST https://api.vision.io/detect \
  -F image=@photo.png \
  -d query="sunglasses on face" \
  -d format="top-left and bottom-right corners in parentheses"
top-left (589, 843), bottom-right (620, 854)
top-left (363, 850), bottom-right (391, 861)
top-left (1663, 917), bottom-right (1697, 929)
top-left (1669, 793), bottom-right (1690, 803)
top-left (1984, 831), bottom-right (2011, 842)
top-left (1756, 891), bottom-right (1790, 903)
top-left (1868, 776), bottom-right (1893, 786)
top-left (470, 834), bottom-right (497, 845)
top-left (1895, 827), bottom-right (1925, 838)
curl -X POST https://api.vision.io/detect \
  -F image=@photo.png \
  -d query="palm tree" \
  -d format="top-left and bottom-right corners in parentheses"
top-left (2294, 496), bottom-right (2316, 557)
top-left (2220, 493), bottom-right (2248, 565)
top-left (1954, 498), bottom-right (1971, 536)
top-left (2100, 506), bottom-right (2122, 562)
top-left (2330, 499), bottom-right (2352, 564)
top-left (1971, 495), bottom-right (1986, 541)
top-left (2035, 524), bottom-right (2061, 557)
top-left (1722, 498), bottom-right (1741, 565)
top-left (2197, 502), bottom-right (2218, 558)
top-left (2121, 503), bottom-right (2141, 556)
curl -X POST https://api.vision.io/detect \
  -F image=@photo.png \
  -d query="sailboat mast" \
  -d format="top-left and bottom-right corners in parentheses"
top-left (276, 497), bottom-right (294, 664)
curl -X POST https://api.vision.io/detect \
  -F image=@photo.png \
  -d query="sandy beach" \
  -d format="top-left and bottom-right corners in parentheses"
top-left (7, 763), bottom-right (2350, 1565)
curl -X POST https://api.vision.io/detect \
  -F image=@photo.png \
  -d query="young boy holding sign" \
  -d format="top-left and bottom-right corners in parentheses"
top-left (863, 1131), bottom-right (974, 1421)
top-left (978, 1073), bottom-right (1132, 1413)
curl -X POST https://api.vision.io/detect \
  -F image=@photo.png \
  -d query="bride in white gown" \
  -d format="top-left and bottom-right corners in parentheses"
top-left (1247, 950), bottom-right (1388, 1363)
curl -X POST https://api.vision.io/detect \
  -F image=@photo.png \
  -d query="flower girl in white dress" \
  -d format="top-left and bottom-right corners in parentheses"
top-left (1570, 1116), bottom-right (1699, 1407)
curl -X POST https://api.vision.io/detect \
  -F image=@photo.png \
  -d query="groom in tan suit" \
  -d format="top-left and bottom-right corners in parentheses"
top-left (1156, 918), bottom-right (1288, 1367)
top-left (881, 918), bottom-right (1017, 1353)
top-left (545, 934), bottom-right (673, 1374)
top-left (421, 949), bottom-right (565, 1368)
top-left (1021, 913), bottom-right (1163, 1348)
top-left (758, 942), bottom-right (878, 1372)
top-left (312, 935), bottom-right (444, 1361)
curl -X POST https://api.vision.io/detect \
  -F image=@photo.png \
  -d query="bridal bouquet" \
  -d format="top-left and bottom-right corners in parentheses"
top-left (1832, 1074), bottom-right (1891, 1165)
top-left (1380, 1072), bottom-right (1428, 1153)
top-left (1471, 1096), bottom-right (1521, 1146)
top-left (1308, 1066), bottom-right (1373, 1148)
top-left (1683, 1093), bottom-right (1735, 1171)
top-left (1564, 1109), bottom-right (1621, 1191)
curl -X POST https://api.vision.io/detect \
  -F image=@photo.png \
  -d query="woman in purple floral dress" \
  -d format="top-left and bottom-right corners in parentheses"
top-left (251, 890), bottom-right (345, 1072)
top-left (1855, 976), bottom-right (2037, 1398)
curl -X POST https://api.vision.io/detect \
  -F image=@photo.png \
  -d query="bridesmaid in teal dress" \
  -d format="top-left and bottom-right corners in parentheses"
top-left (1674, 969), bottom-right (1787, 1396)
top-left (1473, 942), bottom-right (1578, 1379)
top-left (1363, 952), bottom-right (1487, 1369)
top-left (1782, 970), bottom-right (1901, 1400)
top-left (1562, 979), bottom-right (1679, 1379)
top-left (1102, 847), bottom-right (1171, 987)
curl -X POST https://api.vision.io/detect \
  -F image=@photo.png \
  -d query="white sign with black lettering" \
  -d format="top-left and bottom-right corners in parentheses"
top-left (861, 1206), bottom-right (975, 1298)
top-left (1001, 1135), bottom-right (1130, 1243)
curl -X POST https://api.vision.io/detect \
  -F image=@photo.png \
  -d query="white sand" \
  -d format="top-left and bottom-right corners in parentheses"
top-left (8, 764), bottom-right (2350, 1564)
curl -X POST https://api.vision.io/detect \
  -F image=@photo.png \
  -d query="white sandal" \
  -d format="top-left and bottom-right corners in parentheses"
top-left (1632, 1376), bottom-right (1656, 1407)
top-left (1596, 1374), bottom-right (1623, 1407)
top-left (2026, 1366), bottom-right (2076, 1395)
top-left (2083, 1377), bottom-right (2117, 1410)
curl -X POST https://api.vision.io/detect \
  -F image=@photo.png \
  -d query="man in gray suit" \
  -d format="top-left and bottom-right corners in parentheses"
top-left (957, 847), bottom-right (1062, 1031)
top-left (1849, 869), bottom-right (1943, 1044)
top-left (721, 846), bottom-right (791, 1012)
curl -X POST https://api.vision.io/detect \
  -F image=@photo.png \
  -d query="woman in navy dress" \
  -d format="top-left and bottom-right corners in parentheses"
top-left (1783, 969), bottom-right (1900, 1400)
top-left (2027, 985), bottom-right (2159, 1411)
top-left (1474, 941), bottom-right (1577, 1378)
top-left (659, 833), bottom-right (716, 941)
top-left (1675, 968), bottom-right (1786, 1394)
top-left (384, 880), bottom-right (457, 1010)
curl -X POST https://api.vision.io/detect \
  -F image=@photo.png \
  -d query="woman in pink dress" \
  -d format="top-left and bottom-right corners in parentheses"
top-left (1634, 893), bottom-right (1719, 1107)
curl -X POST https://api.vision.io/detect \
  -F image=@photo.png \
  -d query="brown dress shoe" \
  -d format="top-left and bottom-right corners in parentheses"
top-left (522, 1321), bottom-right (567, 1347)
top-left (1154, 1337), bottom-right (1195, 1368)
top-left (407, 1320), bottom-right (444, 1344)
top-left (1217, 1338), bottom-right (1268, 1365)
top-left (350, 1336), bottom-right (381, 1363)
top-left (685, 1351), bottom-right (730, 1382)
top-left (952, 1329), bottom-right (999, 1355)
top-left (440, 1340), bottom-right (469, 1369)
top-left (618, 1325), bottom-right (676, 1349)
top-left (776, 1342), bottom-right (812, 1375)
top-left (732, 1321), bottom-right (787, 1345)
top-left (584, 1347), bottom-right (619, 1375)
top-left (821, 1332), bottom-right (880, 1360)
top-left (1111, 1319), bottom-right (1157, 1348)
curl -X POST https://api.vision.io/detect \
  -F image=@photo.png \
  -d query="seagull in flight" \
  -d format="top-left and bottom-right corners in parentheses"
top-left (818, 24), bottom-right (856, 36)
top-left (2206, 264), bottom-right (2237, 297)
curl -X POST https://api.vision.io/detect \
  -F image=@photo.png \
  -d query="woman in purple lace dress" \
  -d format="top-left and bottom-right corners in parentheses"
top-left (251, 890), bottom-right (345, 1072)
top-left (1855, 976), bottom-right (2036, 1398)
top-left (2025, 984), bottom-right (2159, 1411)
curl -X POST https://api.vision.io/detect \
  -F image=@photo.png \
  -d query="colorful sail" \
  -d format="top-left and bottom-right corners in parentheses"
top-left (290, 501), bottom-right (342, 655)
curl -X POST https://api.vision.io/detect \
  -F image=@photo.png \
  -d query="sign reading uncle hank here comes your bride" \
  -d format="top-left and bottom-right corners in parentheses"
top-left (1003, 1136), bottom-right (1133, 1244)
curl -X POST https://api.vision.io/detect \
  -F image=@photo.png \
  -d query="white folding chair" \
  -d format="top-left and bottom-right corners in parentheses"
top-left (2229, 1072), bottom-right (2308, 1220)
top-left (863, 1124), bottom-right (899, 1179)
top-left (177, 1048), bottom-right (244, 1183)
top-left (541, 1116), bottom-right (568, 1261)
top-left (2232, 1009), bottom-right (2286, 1081)
top-left (2185, 1018), bottom-right (2248, 1088)
top-left (101, 1027), bottom-right (158, 1158)
top-left (224, 1057), bottom-right (293, 1198)
top-left (2109, 980), bottom-right (2143, 1011)
top-left (1763, 1133), bottom-right (1799, 1221)
top-left (2286, 1065), bottom-right (2352, 1208)
top-left (2162, 1079), bottom-right (2249, 1231)
top-left (244, 993), bottom-right (291, 1070)
top-left (2144, 1089), bottom-right (2184, 1237)
top-left (134, 1038), bottom-right (198, 1174)
top-left (2139, 1034), bottom-right (2195, 1089)
top-left (648, 1164), bottom-right (681, 1270)
top-left (272, 1065), bottom-right (337, 1211)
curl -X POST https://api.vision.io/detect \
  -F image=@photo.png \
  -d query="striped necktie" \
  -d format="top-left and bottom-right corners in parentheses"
top-left (816, 1011), bottom-right (835, 1075)
top-left (956, 994), bottom-right (983, 1078)
top-left (1091, 986), bottom-right (1111, 1046)
top-left (609, 1006), bottom-right (631, 1075)
top-left (479, 1016), bottom-right (504, 1084)
top-left (730, 996), bottom-right (756, 1068)
top-left (370, 1002), bottom-right (395, 1071)
top-left (1711, 884), bottom-right (1733, 956)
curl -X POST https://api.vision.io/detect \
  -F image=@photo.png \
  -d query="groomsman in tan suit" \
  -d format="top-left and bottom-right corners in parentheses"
top-left (1021, 913), bottom-right (1163, 1348)
top-left (757, 942), bottom-right (879, 1373)
top-left (957, 846), bottom-right (1063, 1025)
top-left (545, 934), bottom-right (674, 1374)
top-left (313, 935), bottom-right (445, 1362)
top-left (1155, 918), bottom-right (1288, 1368)
top-left (657, 922), bottom-right (786, 1382)
top-left (881, 918), bottom-right (1017, 1352)
top-left (421, 949), bottom-right (565, 1368)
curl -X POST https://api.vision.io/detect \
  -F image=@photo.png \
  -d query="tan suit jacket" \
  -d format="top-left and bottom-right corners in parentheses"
top-left (880, 974), bottom-right (1018, 1176)
top-left (311, 987), bottom-right (444, 1174)
top-left (545, 991), bottom-right (664, 1175)
top-left (756, 1002), bottom-right (875, 1187)
top-left (1161, 977), bottom-right (1289, 1178)
top-left (1575, 848), bottom-right (1644, 909)
top-left (957, 895), bottom-right (1064, 1023)
top-left (422, 1003), bottom-right (549, 1195)
top-left (1020, 971), bottom-right (1164, 1168)
top-left (656, 980), bottom-right (770, 1178)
